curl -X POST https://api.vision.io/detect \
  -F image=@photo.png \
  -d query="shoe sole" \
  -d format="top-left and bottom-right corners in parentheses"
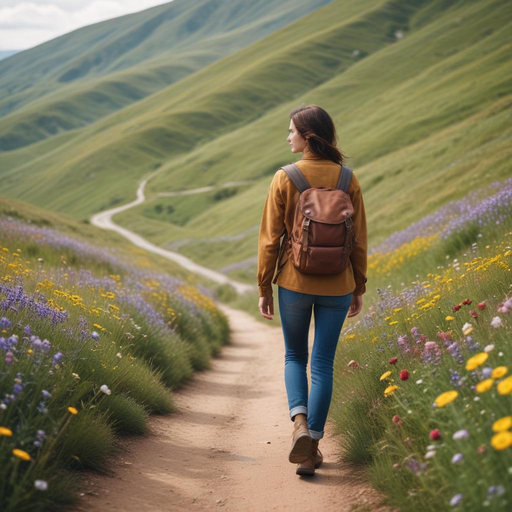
top-left (296, 465), bottom-right (315, 476)
top-left (288, 433), bottom-right (312, 463)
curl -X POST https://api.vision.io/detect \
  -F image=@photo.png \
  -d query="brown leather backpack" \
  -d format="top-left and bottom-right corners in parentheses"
top-left (272, 162), bottom-right (355, 284)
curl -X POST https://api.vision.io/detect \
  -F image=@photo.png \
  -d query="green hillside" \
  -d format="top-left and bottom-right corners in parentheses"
top-left (0, 0), bottom-right (330, 150)
top-left (1, 0), bottom-right (511, 289)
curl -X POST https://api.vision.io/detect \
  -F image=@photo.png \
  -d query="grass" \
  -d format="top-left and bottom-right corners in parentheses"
top-left (329, 194), bottom-right (512, 510)
top-left (0, 196), bottom-right (232, 511)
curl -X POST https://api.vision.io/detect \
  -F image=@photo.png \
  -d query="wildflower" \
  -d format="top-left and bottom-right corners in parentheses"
top-left (465, 352), bottom-right (488, 371)
top-left (389, 357), bottom-right (398, 365)
top-left (380, 371), bottom-right (392, 381)
top-left (497, 376), bottom-right (512, 395)
top-left (434, 390), bottom-right (458, 407)
top-left (476, 379), bottom-right (494, 393)
top-left (484, 344), bottom-right (495, 353)
top-left (68, 406), bottom-right (78, 415)
top-left (462, 299), bottom-right (472, 305)
top-left (392, 415), bottom-right (403, 426)
top-left (13, 449), bottom-right (31, 461)
top-left (384, 385), bottom-right (399, 397)
top-left (452, 305), bottom-right (461, 312)
top-left (91, 331), bottom-right (100, 341)
top-left (52, 352), bottom-right (64, 367)
top-left (34, 480), bottom-right (48, 491)
top-left (416, 379), bottom-right (423, 384)
top-left (400, 370), bottom-right (409, 381)
top-left (430, 429), bottom-right (441, 440)
top-left (347, 360), bottom-right (359, 368)
top-left (100, 384), bottom-right (111, 395)
top-left (451, 453), bottom-right (463, 464)
top-left (470, 311), bottom-right (478, 318)
top-left (487, 485), bottom-right (505, 498)
top-left (490, 316), bottom-right (502, 328)
top-left (425, 450), bottom-right (436, 459)
top-left (490, 431), bottom-right (512, 451)
top-left (482, 367), bottom-right (493, 378)
top-left (450, 494), bottom-right (463, 507)
top-left (0, 426), bottom-right (13, 436)
top-left (492, 366), bottom-right (507, 379)
top-left (453, 429), bottom-right (469, 440)
top-left (493, 416), bottom-right (512, 433)
top-left (405, 457), bottom-right (426, 474)
top-left (462, 322), bottom-right (473, 336)
top-left (445, 316), bottom-right (455, 321)
top-left (477, 301), bottom-right (487, 310)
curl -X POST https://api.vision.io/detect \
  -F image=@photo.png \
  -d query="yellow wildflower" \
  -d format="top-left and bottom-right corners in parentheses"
top-left (68, 406), bottom-right (78, 415)
top-left (0, 427), bottom-right (13, 436)
top-left (476, 379), bottom-right (494, 393)
top-left (384, 385), bottom-right (399, 397)
top-left (380, 371), bottom-right (392, 381)
top-left (492, 366), bottom-right (508, 379)
top-left (13, 449), bottom-right (31, 461)
top-left (434, 390), bottom-right (458, 407)
top-left (490, 431), bottom-right (512, 451)
top-left (445, 316), bottom-right (455, 321)
top-left (497, 376), bottom-right (512, 395)
top-left (389, 321), bottom-right (398, 326)
top-left (465, 352), bottom-right (489, 371)
top-left (493, 416), bottom-right (512, 433)
top-left (371, 336), bottom-right (378, 344)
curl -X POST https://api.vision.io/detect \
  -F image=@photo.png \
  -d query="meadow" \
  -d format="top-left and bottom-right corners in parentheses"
top-left (330, 178), bottom-right (512, 511)
top-left (0, 209), bottom-right (229, 511)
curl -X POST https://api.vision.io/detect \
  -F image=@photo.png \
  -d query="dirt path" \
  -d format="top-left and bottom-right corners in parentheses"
top-left (73, 304), bottom-right (387, 512)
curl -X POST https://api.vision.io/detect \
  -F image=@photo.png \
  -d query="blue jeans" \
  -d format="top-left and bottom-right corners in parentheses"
top-left (278, 285), bottom-right (353, 440)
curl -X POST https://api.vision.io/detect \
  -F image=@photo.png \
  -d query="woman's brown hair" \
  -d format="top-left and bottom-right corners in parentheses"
top-left (290, 104), bottom-right (347, 165)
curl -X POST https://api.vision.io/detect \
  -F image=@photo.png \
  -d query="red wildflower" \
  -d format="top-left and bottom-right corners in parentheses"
top-left (470, 310), bottom-right (478, 318)
top-left (477, 301), bottom-right (487, 310)
top-left (389, 357), bottom-right (398, 365)
top-left (430, 429), bottom-right (441, 440)
top-left (400, 370), bottom-right (410, 381)
top-left (347, 360), bottom-right (359, 368)
top-left (452, 304), bottom-right (461, 312)
top-left (462, 299), bottom-right (472, 305)
top-left (392, 415), bottom-right (403, 426)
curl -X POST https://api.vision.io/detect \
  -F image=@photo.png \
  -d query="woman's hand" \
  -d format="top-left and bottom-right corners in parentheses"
top-left (259, 296), bottom-right (274, 320)
top-left (347, 294), bottom-right (363, 318)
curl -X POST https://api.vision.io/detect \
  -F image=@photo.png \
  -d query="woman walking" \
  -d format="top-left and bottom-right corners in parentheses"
top-left (256, 104), bottom-right (368, 476)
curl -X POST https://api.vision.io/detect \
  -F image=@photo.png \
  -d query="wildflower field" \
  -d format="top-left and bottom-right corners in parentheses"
top-left (332, 178), bottom-right (512, 511)
top-left (0, 215), bottom-right (229, 511)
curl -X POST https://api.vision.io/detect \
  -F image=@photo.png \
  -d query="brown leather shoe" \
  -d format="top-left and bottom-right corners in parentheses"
top-left (288, 414), bottom-right (312, 463)
top-left (296, 439), bottom-right (322, 475)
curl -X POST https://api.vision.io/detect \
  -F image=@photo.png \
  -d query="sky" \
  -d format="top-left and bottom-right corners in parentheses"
top-left (0, 0), bottom-right (172, 51)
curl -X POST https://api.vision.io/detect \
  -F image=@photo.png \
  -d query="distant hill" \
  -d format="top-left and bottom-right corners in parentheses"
top-left (1, 0), bottom-right (510, 285)
top-left (0, 50), bottom-right (19, 61)
top-left (0, 0), bottom-right (331, 148)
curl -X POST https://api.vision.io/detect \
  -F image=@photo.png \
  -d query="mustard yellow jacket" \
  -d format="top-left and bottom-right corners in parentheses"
top-left (257, 149), bottom-right (368, 298)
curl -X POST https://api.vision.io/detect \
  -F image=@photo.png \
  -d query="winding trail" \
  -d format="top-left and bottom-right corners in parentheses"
top-left (73, 304), bottom-right (387, 511)
top-left (90, 174), bottom-right (255, 294)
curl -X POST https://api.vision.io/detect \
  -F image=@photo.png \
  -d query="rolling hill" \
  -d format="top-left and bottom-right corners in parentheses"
top-left (1, 0), bottom-right (510, 287)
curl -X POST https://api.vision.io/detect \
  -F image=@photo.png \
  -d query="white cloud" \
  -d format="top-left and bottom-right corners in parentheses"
top-left (0, 0), bottom-right (172, 51)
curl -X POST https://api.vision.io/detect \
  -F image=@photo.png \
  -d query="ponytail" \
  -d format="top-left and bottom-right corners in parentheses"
top-left (289, 105), bottom-right (347, 165)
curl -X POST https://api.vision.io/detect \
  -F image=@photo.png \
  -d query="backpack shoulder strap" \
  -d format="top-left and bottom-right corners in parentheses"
top-left (336, 165), bottom-right (353, 192)
top-left (280, 163), bottom-right (311, 193)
